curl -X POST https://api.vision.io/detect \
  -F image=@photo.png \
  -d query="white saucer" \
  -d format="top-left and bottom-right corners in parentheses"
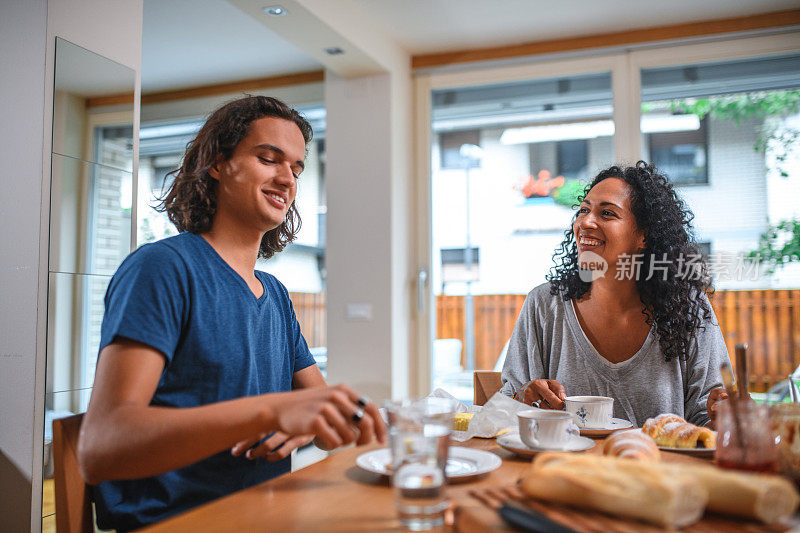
top-left (578, 417), bottom-right (633, 437)
top-left (496, 433), bottom-right (595, 457)
top-left (355, 446), bottom-right (502, 480)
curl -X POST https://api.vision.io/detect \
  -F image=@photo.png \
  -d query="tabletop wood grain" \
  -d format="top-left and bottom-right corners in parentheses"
top-left (140, 437), bottom-right (793, 532)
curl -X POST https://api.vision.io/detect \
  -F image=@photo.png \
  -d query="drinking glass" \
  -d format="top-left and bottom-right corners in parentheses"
top-left (715, 399), bottom-right (778, 472)
top-left (770, 402), bottom-right (800, 486)
top-left (385, 398), bottom-right (456, 531)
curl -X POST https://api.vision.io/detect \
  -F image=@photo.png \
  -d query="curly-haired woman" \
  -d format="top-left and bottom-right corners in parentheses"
top-left (500, 161), bottom-right (730, 428)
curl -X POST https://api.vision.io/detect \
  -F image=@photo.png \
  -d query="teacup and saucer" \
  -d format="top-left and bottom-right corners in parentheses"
top-left (496, 410), bottom-right (595, 456)
top-left (563, 396), bottom-right (633, 436)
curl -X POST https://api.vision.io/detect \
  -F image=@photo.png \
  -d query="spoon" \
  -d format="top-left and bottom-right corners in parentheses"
top-left (720, 361), bottom-right (745, 463)
top-left (734, 344), bottom-right (749, 400)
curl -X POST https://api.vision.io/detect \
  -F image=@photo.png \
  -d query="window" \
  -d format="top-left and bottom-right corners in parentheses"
top-left (557, 140), bottom-right (588, 180)
top-left (640, 53), bottom-right (800, 290)
top-left (440, 247), bottom-right (480, 288)
top-left (439, 130), bottom-right (480, 170)
top-left (648, 116), bottom-right (708, 184)
top-left (430, 72), bottom-right (614, 399)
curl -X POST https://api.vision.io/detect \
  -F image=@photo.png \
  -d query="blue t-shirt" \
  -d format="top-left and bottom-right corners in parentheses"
top-left (92, 232), bottom-right (316, 531)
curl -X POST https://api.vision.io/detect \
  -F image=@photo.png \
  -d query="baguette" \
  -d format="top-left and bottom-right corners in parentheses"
top-left (664, 463), bottom-right (800, 524)
top-left (522, 453), bottom-right (800, 525)
top-left (520, 453), bottom-right (707, 529)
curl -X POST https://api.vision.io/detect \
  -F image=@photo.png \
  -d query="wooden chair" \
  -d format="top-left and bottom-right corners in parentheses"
top-left (473, 371), bottom-right (502, 406)
top-left (53, 413), bottom-right (93, 533)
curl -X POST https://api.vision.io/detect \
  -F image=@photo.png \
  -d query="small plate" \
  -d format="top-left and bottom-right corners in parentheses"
top-left (632, 428), bottom-right (716, 457)
top-left (496, 433), bottom-right (595, 457)
top-left (657, 445), bottom-right (715, 458)
top-left (355, 447), bottom-right (502, 480)
top-left (579, 418), bottom-right (633, 437)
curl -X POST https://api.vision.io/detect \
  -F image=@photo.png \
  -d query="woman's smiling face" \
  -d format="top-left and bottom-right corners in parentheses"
top-left (573, 177), bottom-right (645, 273)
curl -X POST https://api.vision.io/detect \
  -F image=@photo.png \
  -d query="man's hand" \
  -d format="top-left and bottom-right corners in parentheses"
top-left (265, 384), bottom-right (387, 450)
top-left (231, 431), bottom-right (313, 462)
top-left (520, 379), bottom-right (567, 410)
top-left (707, 387), bottom-right (729, 427)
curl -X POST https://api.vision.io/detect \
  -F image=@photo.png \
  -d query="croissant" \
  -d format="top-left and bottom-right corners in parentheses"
top-left (603, 429), bottom-right (660, 461)
top-left (643, 414), bottom-right (717, 449)
top-left (642, 413), bottom-right (684, 437)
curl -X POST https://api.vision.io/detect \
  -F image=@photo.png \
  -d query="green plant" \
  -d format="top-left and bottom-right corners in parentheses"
top-left (552, 179), bottom-right (586, 207)
top-left (664, 90), bottom-right (800, 177)
top-left (749, 218), bottom-right (800, 274)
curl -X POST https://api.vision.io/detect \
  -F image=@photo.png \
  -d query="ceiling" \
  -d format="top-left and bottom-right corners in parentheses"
top-left (352, 0), bottom-right (800, 55)
top-left (142, 0), bottom-right (800, 93)
top-left (141, 0), bottom-right (319, 92)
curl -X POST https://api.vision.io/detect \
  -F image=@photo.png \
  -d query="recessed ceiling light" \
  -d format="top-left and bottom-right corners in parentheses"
top-left (263, 5), bottom-right (287, 16)
top-left (324, 47), bottom-right (344, 55)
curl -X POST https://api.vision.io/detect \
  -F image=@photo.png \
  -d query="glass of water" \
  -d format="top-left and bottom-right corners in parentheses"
top-left (385, 398), bottom-right (456, 531)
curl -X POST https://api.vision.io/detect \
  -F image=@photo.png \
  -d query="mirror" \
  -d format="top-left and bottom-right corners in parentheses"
top-left (52, 38), bottom-right (134, 166)
top-left (43, 38), bottom-right (136, 529)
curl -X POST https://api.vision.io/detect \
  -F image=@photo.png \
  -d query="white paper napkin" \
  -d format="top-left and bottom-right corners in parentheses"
top-left (450, 392), bottom-right (531, 442)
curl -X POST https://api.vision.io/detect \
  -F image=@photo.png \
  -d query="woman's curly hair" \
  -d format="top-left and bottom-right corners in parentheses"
top-left (547, 161), bottom-right (712, 362)
top-left (156, 95), bottom-right (313, 259)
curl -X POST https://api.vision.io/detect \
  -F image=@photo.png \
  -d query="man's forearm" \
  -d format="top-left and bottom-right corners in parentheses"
top-left (79, 393), bottom-right (282, 484)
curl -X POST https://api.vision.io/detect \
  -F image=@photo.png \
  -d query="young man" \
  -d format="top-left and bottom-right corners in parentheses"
top-left (79, 96), bottom-right (386, 531)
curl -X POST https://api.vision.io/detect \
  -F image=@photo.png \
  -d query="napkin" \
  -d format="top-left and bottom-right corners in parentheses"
top-left (427, 388), bottom-right (482, 414)
top-left (449, 391), bottom-right (531, 442)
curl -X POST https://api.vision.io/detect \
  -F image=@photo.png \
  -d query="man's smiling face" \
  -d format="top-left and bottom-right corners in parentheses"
top-left (210, 116), bottom-right (306, 232)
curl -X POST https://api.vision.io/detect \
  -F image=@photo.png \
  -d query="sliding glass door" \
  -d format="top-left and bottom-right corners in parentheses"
top-left (414, 34), bottom-right (800, 401)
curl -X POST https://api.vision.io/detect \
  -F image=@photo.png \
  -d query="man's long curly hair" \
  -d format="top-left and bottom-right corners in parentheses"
top-left (547, 161), bottom-right (712, 362)
top-left (156, 96), bottom-right (313, 259)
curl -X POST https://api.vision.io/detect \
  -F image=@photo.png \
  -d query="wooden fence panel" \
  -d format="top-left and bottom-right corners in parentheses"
top-left (286, 289), bottom-right (800, 392)
top-left (436, 290), bottom-right (800, 393)
top-left (708, 289), bottom-right (800, 392)
top-left (289, 292), bottom-right (326, 348)
top-left (435, 294), bottom-right (525, 370)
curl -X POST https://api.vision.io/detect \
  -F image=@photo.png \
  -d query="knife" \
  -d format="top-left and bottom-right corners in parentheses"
top-left (498, 500), bottom-right (578, 533)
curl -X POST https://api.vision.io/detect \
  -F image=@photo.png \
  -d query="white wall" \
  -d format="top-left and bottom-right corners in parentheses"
top-left (0, 1), bottom-right (142, 530)
top-left (325, 71), bottom-right (412, 401)
top-left (0, 2), bottom-right (48, 531)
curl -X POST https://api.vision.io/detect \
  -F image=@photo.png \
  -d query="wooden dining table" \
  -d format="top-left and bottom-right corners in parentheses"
top-left (140, 436), bottom-right (794, 532)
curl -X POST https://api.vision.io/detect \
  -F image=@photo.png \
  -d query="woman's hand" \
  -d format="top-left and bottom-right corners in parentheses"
top-left (263, 384), bottom-right (387, 450)
top-left (706, 387), bottom-right (729, 427)
top-left (520, 379), bottom-right (567, 410)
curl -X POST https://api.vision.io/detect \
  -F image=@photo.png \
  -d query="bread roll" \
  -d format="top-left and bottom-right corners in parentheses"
top-left (520, 453), bottom-right (707, 529)
top-left (603, 429), bottom-right (660, 461)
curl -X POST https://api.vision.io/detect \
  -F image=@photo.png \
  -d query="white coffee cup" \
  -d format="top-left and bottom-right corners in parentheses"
top-left (564, 396), bottom-right (614, 429)
top-left (518, 409), bottom-right (579, 450)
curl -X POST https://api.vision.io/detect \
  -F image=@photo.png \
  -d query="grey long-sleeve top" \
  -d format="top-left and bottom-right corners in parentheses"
top-left (499, 283), bottom-right (730, 427)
